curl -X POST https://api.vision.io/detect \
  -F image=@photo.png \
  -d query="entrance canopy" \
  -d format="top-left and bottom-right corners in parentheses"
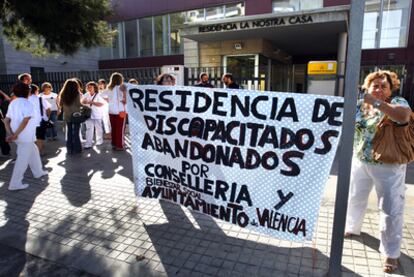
top-left (181, 6), bottom-right (349, 56)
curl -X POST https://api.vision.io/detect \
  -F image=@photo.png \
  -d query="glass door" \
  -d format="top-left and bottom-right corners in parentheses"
top-left (223, 54), bottom-right (259, 90)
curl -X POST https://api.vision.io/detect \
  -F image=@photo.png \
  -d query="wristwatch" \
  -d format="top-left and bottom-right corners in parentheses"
top-left (373, 99), bottom-right (382, 109)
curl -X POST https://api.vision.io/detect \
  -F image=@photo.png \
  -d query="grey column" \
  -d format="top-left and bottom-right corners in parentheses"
top-left (337, 32), bottom-right (348, 97)
top-left (328, 0), bottom-right (365, 276)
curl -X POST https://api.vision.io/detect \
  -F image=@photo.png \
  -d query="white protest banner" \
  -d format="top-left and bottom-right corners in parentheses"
top-left (126, 85), bottom-right (343, 242)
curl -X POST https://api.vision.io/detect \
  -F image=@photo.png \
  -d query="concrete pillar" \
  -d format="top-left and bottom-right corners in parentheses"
top-left (183, 38), bottom-right (199, 68)
top-left (337, 32), bottom-right (348, 96)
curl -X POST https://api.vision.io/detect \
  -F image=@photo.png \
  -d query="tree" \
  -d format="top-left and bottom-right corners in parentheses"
top-left (0, 0), bottom-right (114, 56)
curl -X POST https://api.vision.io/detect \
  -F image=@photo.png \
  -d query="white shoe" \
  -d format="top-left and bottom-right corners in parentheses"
top-left (95, 141), bottom-right (103, 146)
top-left (8, 184), bottom-right (29, 191)
top-left (33, 171), bottom-right (48, 179)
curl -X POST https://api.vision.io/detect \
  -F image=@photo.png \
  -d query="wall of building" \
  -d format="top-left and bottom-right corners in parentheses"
top-left (245, 0), bottom-right (271, 16)
top-left (0, 37), bottom-right (99, 74)
top-left (110, 0), bottom-right (241, 22)
top-left (99, 54), bottom-right (184, 69)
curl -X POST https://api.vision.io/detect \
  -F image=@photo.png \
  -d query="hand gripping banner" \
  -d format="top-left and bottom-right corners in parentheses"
top-left (126, 85), bottom-right (343, 242)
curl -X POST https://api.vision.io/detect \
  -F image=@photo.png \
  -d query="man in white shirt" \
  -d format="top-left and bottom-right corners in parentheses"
top-left (4, 82), bottom-right (47, 190)
top-left (82, 82), bottom-right (105, 149)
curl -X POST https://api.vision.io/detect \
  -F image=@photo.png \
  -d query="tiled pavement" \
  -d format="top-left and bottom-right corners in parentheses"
top-left (0, 133), bottom-right (413, 276)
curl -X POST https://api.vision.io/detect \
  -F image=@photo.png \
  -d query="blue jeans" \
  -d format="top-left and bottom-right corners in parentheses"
top-left (66, 122), bottom-right (82, 154)
top-left (46, 111), bottom-right (58, 138)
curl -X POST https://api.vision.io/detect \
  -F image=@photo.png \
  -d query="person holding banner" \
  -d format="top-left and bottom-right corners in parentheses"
top-left (345, 70), bottom-right (412, 273)
top-left (102, 73), bottom-right (127, 151)
top-left (222, 73), bottom-right (239, 89)
top-left (155, 73), bottom-right (176, 86)
top-left (195, 72), bottom-right (214, 88)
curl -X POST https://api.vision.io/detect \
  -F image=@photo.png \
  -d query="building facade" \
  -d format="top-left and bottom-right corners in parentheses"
top-left (0, 28), bottom-right (100, 76)
top-left (100, 0), bottom-right (414, 104)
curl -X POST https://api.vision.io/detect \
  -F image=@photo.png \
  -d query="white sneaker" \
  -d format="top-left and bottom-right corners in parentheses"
top-left (95, 141), bottom-right (103, 146)
top-left (33, 171), bottom-right (48, 179)
top-left (8, 183), bottom-right (29, 191)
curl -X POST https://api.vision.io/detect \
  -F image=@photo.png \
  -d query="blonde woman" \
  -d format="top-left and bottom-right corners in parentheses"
top-left (101, 72), bottom-right (126, 151)
top-left (40, 82), bottom-right (59, 140)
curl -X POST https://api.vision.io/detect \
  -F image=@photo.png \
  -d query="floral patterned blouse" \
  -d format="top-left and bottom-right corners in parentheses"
top-left (354, 96), bottom-right (410, 164)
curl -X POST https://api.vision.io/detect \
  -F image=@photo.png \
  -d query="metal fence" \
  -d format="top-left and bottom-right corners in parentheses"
top-left (0, 67), bottom-right (161, 93)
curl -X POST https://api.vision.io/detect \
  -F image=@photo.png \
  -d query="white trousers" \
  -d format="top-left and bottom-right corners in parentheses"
top-left (85, 119), bottom-right (103, 147)
top-left (102, 104), bottom-right (111, 134)
top-left (9, 142), bottom-right (44, 188)
top-left (345, 158), bottom-right (406, 258)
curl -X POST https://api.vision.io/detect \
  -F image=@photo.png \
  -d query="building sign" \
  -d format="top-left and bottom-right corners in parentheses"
top-left (127, 85), bottom-right (343, 242)
top-left (199, 15), bottom-right (313, 33)
top-left (308, 61), bottom-right (338, 75)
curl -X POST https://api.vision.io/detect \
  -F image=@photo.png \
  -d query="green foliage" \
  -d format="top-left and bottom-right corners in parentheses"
top-left (0, 0), bottom-right (115, 56)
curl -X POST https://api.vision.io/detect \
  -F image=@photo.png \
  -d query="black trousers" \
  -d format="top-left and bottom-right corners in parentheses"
top-left (0, 120), bottom-right (10, 155)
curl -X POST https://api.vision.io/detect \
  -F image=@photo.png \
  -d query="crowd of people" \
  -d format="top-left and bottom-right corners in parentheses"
top-left (0, 68), bottom-right (411, 273)
top-left (0, 71), bottom-right (239, 190)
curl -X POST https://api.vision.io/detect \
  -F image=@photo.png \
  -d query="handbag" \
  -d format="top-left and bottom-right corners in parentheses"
top-left (71, 93), bottom-right (97, 123)
top-left (39, 97), bottom-right (54, 129)
top-left (372, 113), bottom-right (414, 164)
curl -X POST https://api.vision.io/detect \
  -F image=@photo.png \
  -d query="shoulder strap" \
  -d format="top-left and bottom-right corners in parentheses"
top-left (90, 93), bottom-right (98, 106)
top-left (39, 97), bottom-right (44, 116)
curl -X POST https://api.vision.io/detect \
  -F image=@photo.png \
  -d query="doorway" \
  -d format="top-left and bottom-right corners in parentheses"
top-left (223, 54), bottom-right (259, 90)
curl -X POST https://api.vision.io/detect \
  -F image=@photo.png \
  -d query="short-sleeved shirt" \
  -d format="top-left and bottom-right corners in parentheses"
top-left (40, 92), bottom-right (59, 111)
top-left (354, 96), bottom-right (410, 164)
top-left (82, 92), bottom-right (106, 120)
top-left (6, 98), bottom-right (37, 142)
top-left (101, 86), bottom-right (125, 115)
top-left (28, 94), bottom-right (51, 124)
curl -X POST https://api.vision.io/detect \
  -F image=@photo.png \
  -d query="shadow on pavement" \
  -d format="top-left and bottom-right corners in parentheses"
top-left (141, 200), bottom-right (360, 276)
top-left (352, 232), bottom-right (414, 276)
top-left (0, 160), bottom-right (49, 277)
top-left (57, 143), bottom-right (132, 207)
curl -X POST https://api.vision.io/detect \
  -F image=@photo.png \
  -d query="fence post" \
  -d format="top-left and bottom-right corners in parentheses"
top-left (328, 0), bottom-right (365, 276)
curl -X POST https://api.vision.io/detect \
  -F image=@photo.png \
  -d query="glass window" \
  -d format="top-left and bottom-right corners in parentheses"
top-left (99, 24), bottom-right (113, 59)
top-left (170, 12), bottom-right (186, 55)
top-left (185, 8), bottom-right (205, 22)
top-left (206, 6), bottom-right (224, 21)
top-left (300, 0), bottom-right (323, 10)
top-left (125, 20), bottom-right (138, 58)
top-left (273, 0), bottom-right (299, 12)
top-left (362, 11), bottom-right (378, 49)
top-left (225, 3), bottom-right (245, 18)
top-left (380, 0), bottom-right (411, 48)
top-left (362, 0), bottom-right (411, 49)
top-left (154, 15), bottom-right (169, 56)
top-left (272, 0), bottom-right (322, 13)
top-left (111, 22), bottom-right (124, 59)
top-left (139, 17), bottom-right (153, 56)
